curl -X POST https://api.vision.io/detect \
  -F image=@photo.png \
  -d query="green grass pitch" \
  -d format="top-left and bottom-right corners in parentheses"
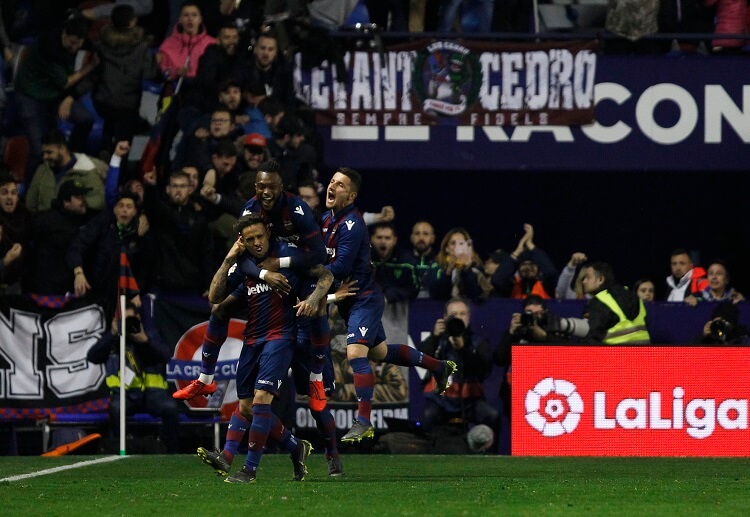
top-left (2, 455), bottom-right (750, 516)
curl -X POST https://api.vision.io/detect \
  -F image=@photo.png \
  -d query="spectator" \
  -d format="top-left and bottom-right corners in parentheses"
top-left (92, 4), bottom-right (158, 155)
top-left (142, 169), bottom-right (215, 295)
top-left (240, 80), bottom-right (272, 137)
top-left (696, 302), bottom-right (750, 345)
top-left (491, 224), bottom-right (558, 299)
top-left (67, 192), bottom-right (153, 309)
top-left (370, 222), bottom-right (418, 303)
top-left (437, 0), bottom-right (495, 33)
top-left (86, 298), bottom-right (181, 453)
top-left (633, 278), bottom-right (655, 302)
top-left (685, 260), bottom-right (745, 306)
top-left (14, 16), bottom-right (98, 180)
top-left (157, 1), bottom-right (215, 81)
top-left (297, 180), bottom-right (323, 219)
top-left (544, 262), bottom-right (651, 344)
top-left (418, 298), bottom-right (499, 448)
top-left (705, 0), bottom-right (747, 53)
top-left (268, 114), bottom-right (315, 192)
top-left (25, 130), bottom-right (108, 214)
top-left (665, 248), bottom-right (708, 302)
top-left (234, 29), bottom-right (295, 109)
top-left (0, 173), bottom-right (30, 293)
top-left (25, 180), bottom-right (91, 296)
top-left (555, 252), bottom-right (588, 300)
top-left (81, 1), bottom-right (154, 21)
top-left (424, 227), bottom-right (491, 302)
top-left (175, 107), bottom-right (241, 175)
top-left (238, 133), bottom-right (270, 180)
top-left (406, 220), bottom-right (438, 298)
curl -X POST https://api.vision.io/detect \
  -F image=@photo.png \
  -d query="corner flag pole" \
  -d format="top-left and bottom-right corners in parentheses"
top-left (119, 293), bottom-right (127, 456)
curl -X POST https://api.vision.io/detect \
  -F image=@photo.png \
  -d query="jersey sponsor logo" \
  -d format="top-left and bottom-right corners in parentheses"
top-left (359, 326), bottom-right (368, 336)
top-left (294, 206), bottom-right (305, 215)
top-left (247, 283), bottom-right (272, 296)
top-left (345, 220), bottom-right (355, 231)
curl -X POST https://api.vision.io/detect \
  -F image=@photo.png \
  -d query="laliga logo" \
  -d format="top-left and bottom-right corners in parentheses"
top-left (525, 377), bottom-right (584, 437)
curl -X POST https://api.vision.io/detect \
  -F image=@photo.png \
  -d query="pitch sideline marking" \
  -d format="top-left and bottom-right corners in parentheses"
top-left (0, 455), bottom-right (129, 483)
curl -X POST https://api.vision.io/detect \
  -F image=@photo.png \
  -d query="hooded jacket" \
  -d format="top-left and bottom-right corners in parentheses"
top-left (158, 23), bottom-right (215, 79)
top-left (26, 154), bottom-right (108, 213)
top-left (93, 24), bottom-right (158, 110)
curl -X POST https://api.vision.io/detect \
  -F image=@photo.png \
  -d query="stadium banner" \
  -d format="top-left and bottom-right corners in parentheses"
top-left (0, 296), bottom-right (109, 418)
top-left (303, 50), bottom-right (749, 171)
top-left (298, 39), bottom-right (597, 128)
top-left (512, 345), bottom-right (750, 457)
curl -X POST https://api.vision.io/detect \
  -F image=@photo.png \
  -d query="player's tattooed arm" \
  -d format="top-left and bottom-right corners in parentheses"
top-left (294, 265), bottom-right (333, 317)
top-left (209, 238), bottom-right (244, 304)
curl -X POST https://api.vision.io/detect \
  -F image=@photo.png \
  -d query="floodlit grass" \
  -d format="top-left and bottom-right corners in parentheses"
top-left (2, 455), bottom-right (750, 516)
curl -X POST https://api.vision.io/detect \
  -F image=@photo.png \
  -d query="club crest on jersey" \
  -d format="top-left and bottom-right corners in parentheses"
top-left (345, 220), bottom-right (355, 231)
top-left (359, 326), bottom-right (368, 336)
top-left (294, 206), bottom-right (304, 215)
top-left (284, 219), bottom-right (293, 231)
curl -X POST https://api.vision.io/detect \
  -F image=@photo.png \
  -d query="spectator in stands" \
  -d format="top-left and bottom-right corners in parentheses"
top-left (544, 262), bottom-right (651, 344)
top-left (67, 192), bottom-right (153, 308)
top-left (407, 220), bottom-right (438, 298)
top-left (665, 248), bottom-right (708, 302)
top-left (491, 224), bottom-right (558, 299)
top-left (239, 133), bottom-right (270, 180)
top-left (91, 4), bottom-right (158, 156)
top-left (370, 222), bottom-right (419, 303)
top-left (216, 80), bottom-right (248, 128)
top-left (157, 1), bottom-right (215, 81)
top-left (705, 0), bottom-right (747, 53)
top-left (438, 0), bottom-right (495, 33)
top-left (424, 227), bottom-right (491, 302)
top-left (86, 298), bottom-right (181, 453)
top-left (186, 20), bottom-right (242, 115)
top-left (24, 180), bottom-right (91, 296)
top-left (81, 1), bottom-right (154, 21)
top-left (633, 278), bottom-right (655, 302)
top-left (418, 298), bottom-right (499, 448)
top-left (175, 107), bottom-right (242, 176)
top-left (685, 260), bottom-right (745, 305)
top-left (142, 169), bottom-right (215, 295)
top-left (696, 302), bottom-right (750, 345)
top-left (14, 16), bottom-right (98, 181)
top-left (269, 114), bottom-right (315, 192)
top-left (0, 173), bottom-right (29, 293)
top-left (604, 0), bottom-right (661, 54)
top-left (256, 96), bottom-right (286, 137)
top-left (26, 130), bottom-right (108, 214)
top-left (555, 251), bottom-right (588, 300)
top-left (297, 181), bottom-right (323, 219)
top-left (234, 29), bottom-right (296, 109)
top-left (240, 80), bottom-right (272, 137)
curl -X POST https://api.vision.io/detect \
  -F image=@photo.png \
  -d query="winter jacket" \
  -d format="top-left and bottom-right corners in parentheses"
top-left (26, 154), bottom-right (108, 213)
top-left (93, 25), bottom-right (158, 111)
top-left (158, 23), bottom-right (215, 79)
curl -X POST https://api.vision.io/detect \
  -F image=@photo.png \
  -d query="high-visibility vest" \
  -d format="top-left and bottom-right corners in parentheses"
top-left (595, 290), bottom-right (651, 344)
top-left (106, 372), bottom-right (168, 390)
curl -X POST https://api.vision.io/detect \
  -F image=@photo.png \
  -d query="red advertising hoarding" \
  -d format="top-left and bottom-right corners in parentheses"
top-left (512, 346), bottom-right (750, 456)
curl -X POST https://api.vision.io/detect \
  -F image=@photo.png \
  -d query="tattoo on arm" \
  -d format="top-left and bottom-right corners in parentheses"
top-left (306, 265), bottom-right (333, 305)
top-left (209, 259), bottom-right (234, 304)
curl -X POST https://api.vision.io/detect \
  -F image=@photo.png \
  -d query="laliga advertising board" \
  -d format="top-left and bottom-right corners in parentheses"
top-left (512, 345), bottom-right (750, 456)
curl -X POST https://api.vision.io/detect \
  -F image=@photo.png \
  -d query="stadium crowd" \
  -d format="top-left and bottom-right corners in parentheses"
top-left (0, 1), bottom-right (747, 457)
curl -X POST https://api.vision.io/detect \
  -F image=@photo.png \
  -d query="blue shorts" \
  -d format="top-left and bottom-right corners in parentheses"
top-left (291, 338), bottom-right (335, 397)
top-left (339, 294), bottom-right (387, 348)
top-left (236, 339), bottom-right (293, 399)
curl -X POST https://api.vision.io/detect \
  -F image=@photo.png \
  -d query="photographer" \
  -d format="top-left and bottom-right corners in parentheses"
top-left (697, 302), bottom-right (750, 345)
top-left (86, 297), bottom-right (180, 453)
top-left (418, 298), bottom-right (498, 448)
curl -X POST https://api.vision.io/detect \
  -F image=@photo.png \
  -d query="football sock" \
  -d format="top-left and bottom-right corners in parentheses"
top-left (350, 357), bottom-right (374, 423)
top-left (309, 315), bottom-right (330, 375)
top-left (245, 404), bottom-right (272, 471)
top-left (311, 408), bottom-right (338, 457)
top-left (223, 408), bottom-right (251, 463)
top-left (268, 413), bottom-right (298, 454)
top-left (384, 343), bottom-right (442, 373)
top-left (199, 314), bottom-right (229, 380)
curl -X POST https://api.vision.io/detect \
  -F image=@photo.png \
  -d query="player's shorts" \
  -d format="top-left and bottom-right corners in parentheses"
top-left (339, 293), bottom-right (386, 348)
top-left (236, 339), bottom-right (293, 399)
top-left (291, 338), bottom-right (336, 397)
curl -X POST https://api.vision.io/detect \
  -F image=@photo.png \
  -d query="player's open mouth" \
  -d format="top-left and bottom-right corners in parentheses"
top-left (327, 190), bottom-right (335, 202)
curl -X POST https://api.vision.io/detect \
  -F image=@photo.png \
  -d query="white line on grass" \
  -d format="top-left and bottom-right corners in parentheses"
top-left (0, 455), bottom-right (130, 483)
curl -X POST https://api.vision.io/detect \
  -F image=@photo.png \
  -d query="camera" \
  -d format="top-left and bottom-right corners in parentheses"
top-left (520, 311), bottom-right (537, 327)
top-left (444, 316), bottom-right (466, 337)
top-left (709, 319), bottom-right (733, 342)
top-left (125, 316), bottom-right (141, 334)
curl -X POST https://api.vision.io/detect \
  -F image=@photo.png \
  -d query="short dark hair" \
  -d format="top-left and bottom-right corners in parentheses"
top-left (371, 222), bottom-right (396, 235)
top-left (116, 191), bottom-right (140, 210)
top-left (586, 262), bottom-right (615, 287)
top-left (219, 79), bottom-right (242, 93)
top-left (111, 4), bottom-right (136, 29)
top-left (42, 129), bottom-right (68, 147)
top-left (257, 97), bottom-right (283, 117)
top-left (523, 294), bottom-right (547, 309)
top-left (169, 170), bottom-right (190, 184)
top-left (670, 248), bottom-right (691, 258)
top-left (336, 167), bottom-right (361, 193)
top-left (235, 212), bottom-right (265, 234)
top-left (213, 138), bottom-right (238, 158)
top-left (632, 278), bottom-right (654, 292)
top-left (63, 16), bottom-right (89, 39)
top-left (0, 171), bottom-right (16, 188)
top-left (257, 159), bottom-right (281, 176)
